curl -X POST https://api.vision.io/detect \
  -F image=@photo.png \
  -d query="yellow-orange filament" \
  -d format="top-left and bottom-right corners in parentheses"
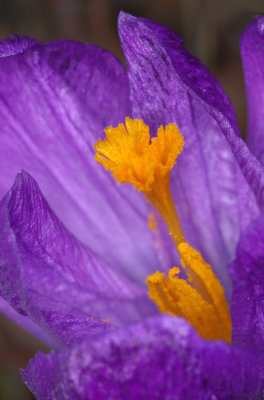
top-left (146, 243), bottom-right (232, 343)
top-left (94, 118), bottom-right (185, 245)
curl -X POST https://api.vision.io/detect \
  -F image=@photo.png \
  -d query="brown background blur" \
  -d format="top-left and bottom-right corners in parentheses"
top-left (0, 0), bottom-right (264, 399)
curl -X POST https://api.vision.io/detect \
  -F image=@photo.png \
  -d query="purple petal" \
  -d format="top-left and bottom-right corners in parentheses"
top-left (241, 18), bottom-right (264, 162)
top-left (0, 35), bottom-right (37, 57)
top-left (22, 314), bottom-right (264, 400)
top-left (0, 171), bottom-right (156, 346)
top-left (0, 37), bottom-right (160, 284)
top-left (39, 311), bottom-right (114, 346)
top-left (229, 216), bottom-right (264, 351)
top-left (0, 297), bottom-right (58, 348)
top-left (118, 12), bottom-right (261, 293)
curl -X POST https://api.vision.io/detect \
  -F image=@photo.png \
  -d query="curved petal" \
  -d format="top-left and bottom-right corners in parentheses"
top-left (0, 297), bottom-right (58, 348)
top-left (241, 18), bottom-right (264, 162)
top-left (229, 216), bottom-right (264, 351)
top-left (118, 12), bottom-right (261, 294)
top-left (0, 34), bottom-right (37, 57)
top-left (0, 296), bottom-right (112, 349)
top-left (0, 171), bottom-right (156, 346)
top-left (22, 314), bottom-right (264, 400)
top-left (0, 36), bottom-right (160, 283)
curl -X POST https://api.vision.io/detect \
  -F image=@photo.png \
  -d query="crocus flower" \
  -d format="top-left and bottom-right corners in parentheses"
top-left (0, 10), bottom-right (264, 399)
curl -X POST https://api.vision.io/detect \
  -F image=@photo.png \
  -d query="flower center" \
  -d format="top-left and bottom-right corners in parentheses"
top-left (94, 118), bottom-right (232, 343)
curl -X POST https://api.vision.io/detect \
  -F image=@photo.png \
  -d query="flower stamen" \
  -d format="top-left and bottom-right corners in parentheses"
top-left (146, 243), bottom-right (232, 342)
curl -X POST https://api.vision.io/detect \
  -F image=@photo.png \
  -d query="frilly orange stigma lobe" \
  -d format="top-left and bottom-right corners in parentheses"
top-left (94, 117), bottom-right (185, 246)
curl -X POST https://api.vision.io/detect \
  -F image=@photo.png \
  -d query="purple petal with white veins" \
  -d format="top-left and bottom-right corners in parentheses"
top-left (0, 36), bottom-right (161, 284)
top-left (22, 314), bottom-right (264, 400)
top-left (241, 18), bottom-right (264, 163)
top-left (118, 12), bottom-right (260, 294)
top-left (230, 216), bottom-right (264, 351)
top-left (0, 171), bottom-right (156, 346)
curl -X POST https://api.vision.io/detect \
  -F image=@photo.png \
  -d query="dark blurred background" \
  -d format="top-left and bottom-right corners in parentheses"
top-left (0, 0), bottom-right (264, 398)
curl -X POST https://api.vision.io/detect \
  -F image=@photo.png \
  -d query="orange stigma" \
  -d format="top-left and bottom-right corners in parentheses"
top-left (94, 117), bottom-right (185, 246)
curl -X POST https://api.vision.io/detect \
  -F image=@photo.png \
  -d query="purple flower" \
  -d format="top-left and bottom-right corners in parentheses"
top-left (0, 11), bottom-right (264, 399)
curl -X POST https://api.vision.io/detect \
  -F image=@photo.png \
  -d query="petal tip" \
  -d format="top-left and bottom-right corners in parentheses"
top-left (118, 10), bottom-right (133, 25)
top-left (118, 11), bottom-right (138, 36)
top-left (257, 16), bottom-right (264, 35)
top-left (14, 169), bottom-right (34, 188)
